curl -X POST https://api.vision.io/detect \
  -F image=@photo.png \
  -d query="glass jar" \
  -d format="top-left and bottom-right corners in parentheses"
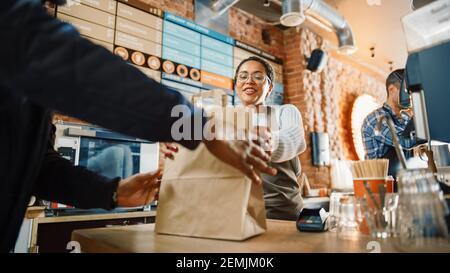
top-left (395, 169), bottom-right (450, 251)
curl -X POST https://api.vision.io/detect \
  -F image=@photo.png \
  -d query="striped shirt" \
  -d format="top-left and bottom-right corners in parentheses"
top-left (269, 104), bottom-right (306, 162)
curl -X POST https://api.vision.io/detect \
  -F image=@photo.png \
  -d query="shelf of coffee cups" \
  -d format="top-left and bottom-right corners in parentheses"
top-left (158, 59), bottom-right (202, 83)
top-left (114, 46), bottom-right (162, 71)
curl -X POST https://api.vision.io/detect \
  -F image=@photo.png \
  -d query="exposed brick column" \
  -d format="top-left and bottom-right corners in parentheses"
top-left (228, 8), bottom-right (284, 59)
top-left (283, 27), bottom-right (331, 188)
top-left (141, 0), bottom-right (195, 20)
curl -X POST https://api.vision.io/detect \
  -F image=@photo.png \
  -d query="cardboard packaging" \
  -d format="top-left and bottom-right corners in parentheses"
top-left (156, 121), bottom-right (266, 240)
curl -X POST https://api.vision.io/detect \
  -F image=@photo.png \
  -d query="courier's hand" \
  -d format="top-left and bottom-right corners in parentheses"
top-left (203, 139), bottom-right (277, 185)
top-left (116, 169), bottom-right (162, 207)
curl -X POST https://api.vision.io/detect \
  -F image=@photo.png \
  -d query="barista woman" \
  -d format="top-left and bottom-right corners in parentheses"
top-left (234, 56), bottom-right (307, 221)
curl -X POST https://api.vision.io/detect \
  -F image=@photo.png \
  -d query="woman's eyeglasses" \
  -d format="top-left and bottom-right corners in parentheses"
top-left (236, 72), bottom-right (270, 84)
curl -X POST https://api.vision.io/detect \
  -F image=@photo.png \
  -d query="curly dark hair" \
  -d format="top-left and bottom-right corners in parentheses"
top-left (234, 56), bottom-right (274, 84)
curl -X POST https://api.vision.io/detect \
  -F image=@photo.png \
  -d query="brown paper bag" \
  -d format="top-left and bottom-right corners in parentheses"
top-left (155, 142), bottom-right (267, 241)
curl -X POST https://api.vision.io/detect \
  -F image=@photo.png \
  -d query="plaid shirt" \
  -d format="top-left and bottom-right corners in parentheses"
top-left (362, 104), bottom-right (416, 159)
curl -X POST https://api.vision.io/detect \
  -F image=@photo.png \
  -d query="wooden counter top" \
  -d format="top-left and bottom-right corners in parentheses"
top-left (71, 219), bottom-right (450, 253)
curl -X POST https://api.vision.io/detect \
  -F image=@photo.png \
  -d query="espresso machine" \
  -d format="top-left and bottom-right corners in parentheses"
top-left (394, 1), bottom-right (450, 239)
top-left (399, 0), bottom-right (450, 190)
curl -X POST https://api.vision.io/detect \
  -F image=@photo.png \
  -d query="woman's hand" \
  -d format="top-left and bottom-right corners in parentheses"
top-left (116, 169), bottom-right (162, 207)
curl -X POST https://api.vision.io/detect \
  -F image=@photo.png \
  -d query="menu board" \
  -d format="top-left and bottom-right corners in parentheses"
top-left (113, 1), bottom-right (163, 82)
top-left (161, 13), bottom-right (235, 104)
top-left (55, 0), bottom-right (163, 82)
top-left (52, 0), bottom-right (285, 105)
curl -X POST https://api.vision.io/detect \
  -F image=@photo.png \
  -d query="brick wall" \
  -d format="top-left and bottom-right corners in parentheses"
top-left (282, 27), bottom-right (385, 188)
top-left (139, 0), bottom-right (195, 20)
top-left (228, 7), bottom-right (284, 60)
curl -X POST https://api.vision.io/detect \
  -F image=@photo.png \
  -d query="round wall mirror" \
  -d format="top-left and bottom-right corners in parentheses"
top-left (351, 94), bottom-right (380, 160)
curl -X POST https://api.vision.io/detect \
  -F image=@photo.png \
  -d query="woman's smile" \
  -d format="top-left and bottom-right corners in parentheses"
top-left (243, 86), bottom-right (258, 95)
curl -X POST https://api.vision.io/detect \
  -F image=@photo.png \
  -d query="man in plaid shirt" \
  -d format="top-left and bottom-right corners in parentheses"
top-left (362, 69), bottom-right (417, 174)
top-left (362, 104), bottom-right (415, 159)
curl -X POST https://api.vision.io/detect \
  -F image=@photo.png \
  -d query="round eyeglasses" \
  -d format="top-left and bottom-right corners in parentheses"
top-left (236, 72), bottom-right (270, 84)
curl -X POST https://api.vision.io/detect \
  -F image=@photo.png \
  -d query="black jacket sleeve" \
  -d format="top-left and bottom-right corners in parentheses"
top-left (33, 149), bottom-right (120, 210)
top-left (0, 0), bottom-right (204, 149)
top-left (31, 123), bottom-right (119, 210)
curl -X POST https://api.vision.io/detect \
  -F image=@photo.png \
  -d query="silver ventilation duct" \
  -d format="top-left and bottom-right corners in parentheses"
top-left (280, 0), bottom-right (306, 27)
top-left (203, 0), bottom-right (356, 54)
top-left (209, 0), bottom-right (241, 16)
top-left (280, 0), bottom-right (356, 54)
